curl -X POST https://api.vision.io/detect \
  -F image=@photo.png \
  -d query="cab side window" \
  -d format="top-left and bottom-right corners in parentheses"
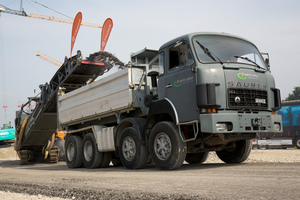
top-left (169, 46), bottom-right (180, 69)
top-left (168, 42), bottom-right (194, 70)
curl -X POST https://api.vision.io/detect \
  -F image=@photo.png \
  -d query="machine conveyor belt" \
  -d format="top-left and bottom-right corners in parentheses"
top-left (17, 51), bottom-right (107, 150)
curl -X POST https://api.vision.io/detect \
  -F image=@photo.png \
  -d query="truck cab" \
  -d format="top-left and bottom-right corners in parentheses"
top-left (152, 32), bottom-right (281, 130)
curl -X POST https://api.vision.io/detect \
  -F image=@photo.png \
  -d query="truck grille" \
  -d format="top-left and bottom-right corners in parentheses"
top-left (228, 88), bottom-right (268, 109)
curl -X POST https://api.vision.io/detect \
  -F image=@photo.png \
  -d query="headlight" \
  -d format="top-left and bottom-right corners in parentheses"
top-left (216, 122), bottom-right (233, 132)
top-left (216, 123), bottom-right (228, 132)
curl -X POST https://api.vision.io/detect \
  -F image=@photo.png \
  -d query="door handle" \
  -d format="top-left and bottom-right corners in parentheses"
top-left (166, 84), bottom-right (172, 88)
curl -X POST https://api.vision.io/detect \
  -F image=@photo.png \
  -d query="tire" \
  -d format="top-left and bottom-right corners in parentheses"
top-left (65, 135), bottom-right (83, 168)
top-left (118, 127), bottom-right (148, 169)
top-left (216, 140), bottom-right (252, 163)
top-left (185, 152), bottom-right (209, 164)
top-left (82, 133), bottom-right (103, 169)
top-left (293, 137), bottom-right (300, 149)
top-left (149, 121), bottom-right (187, 170)
top-left (100, 152), bottom-right (112, 168)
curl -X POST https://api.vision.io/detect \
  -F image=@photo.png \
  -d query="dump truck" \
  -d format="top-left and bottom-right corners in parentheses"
top-left (16, 32), bottom-right (282, 170)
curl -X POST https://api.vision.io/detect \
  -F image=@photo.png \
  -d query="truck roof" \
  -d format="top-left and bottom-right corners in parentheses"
top-left (159, 32), bottom-right (254, 51)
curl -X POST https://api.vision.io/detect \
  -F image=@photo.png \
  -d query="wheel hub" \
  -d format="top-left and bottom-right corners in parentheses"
top-left (67, 143), bottom-right (75, 161)
top-left (84, 141), bottom-right (93, 161)
top-left (154, 132), bottom-right (171, 160)
top-left (122, 136), bottom-right (136, 161)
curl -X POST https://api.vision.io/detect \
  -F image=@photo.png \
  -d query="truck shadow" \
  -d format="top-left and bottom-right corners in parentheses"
top-left (0, 159), bottom-right (246, 172)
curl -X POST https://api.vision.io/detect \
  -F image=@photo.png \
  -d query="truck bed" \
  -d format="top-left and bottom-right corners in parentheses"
top-left (58, 69), bottom-right (135, 125)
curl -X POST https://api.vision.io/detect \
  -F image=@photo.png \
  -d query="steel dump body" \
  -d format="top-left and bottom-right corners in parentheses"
top-left (58, 65), bottom-right (150, 128)
top-left (59, 69), bottom-right (133, 125)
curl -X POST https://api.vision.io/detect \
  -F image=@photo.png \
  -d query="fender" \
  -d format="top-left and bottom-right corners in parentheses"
top-left (116, 118), bottom-right (147, 147)
top-left (147, 98), bottom-right (178, 125)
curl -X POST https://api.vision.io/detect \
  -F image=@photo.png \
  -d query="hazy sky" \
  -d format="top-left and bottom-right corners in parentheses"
top-left (0, 0), bottom-right (299, 126)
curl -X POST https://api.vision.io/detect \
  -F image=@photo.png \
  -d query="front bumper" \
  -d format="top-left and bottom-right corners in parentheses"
top-left (200, 112), bottom-right (282, 134)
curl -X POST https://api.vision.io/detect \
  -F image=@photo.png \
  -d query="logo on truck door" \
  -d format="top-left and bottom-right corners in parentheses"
top-left (237, 72), bottom-right (247, 80)
top-left (174, 80), bottom-right (182, 87)
top-left (173, 76), bottom-right (194, 88)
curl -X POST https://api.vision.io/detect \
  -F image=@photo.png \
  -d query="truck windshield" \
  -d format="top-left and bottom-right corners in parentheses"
top-left (192, 35), bottom-right (267, 69)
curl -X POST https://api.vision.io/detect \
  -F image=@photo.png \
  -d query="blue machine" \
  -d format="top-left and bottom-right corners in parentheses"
top-left (0, 123), bottom-right (15, 143)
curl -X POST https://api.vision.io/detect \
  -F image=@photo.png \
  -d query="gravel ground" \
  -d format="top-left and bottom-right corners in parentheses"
top-left (1, 145), bottom-right (299, 199)
top-left (0, 191), bottom-right (69, 200)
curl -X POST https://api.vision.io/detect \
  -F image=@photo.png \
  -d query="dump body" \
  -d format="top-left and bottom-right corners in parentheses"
top-left (58, 68), bottom-right (140, 126)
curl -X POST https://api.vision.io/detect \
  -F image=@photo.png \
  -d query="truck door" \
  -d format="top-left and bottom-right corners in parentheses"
top-left (158, 42), bottom-right (199, 123)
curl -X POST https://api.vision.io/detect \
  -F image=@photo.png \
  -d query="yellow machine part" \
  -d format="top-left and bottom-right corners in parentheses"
top-left (14, 117), bottom-right (28, 158)
top-left (44, 130), bottom-right (65, 160)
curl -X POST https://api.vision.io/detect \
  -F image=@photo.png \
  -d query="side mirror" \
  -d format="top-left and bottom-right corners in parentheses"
top-left (147, 71), bottom-right (159, 88)
top-left (265, 58), bottom-right (270, 67)
top-left (261, 52), bottom-right (270, 70)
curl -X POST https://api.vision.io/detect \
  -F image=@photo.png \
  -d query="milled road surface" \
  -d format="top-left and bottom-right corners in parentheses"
top-left (1, 146), bottom-right (300, 200)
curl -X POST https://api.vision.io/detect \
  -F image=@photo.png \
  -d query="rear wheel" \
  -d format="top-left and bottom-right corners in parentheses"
top-left (82, 133), bottom-right (103, 169)
top-left (118, 127), bottom-right (148, 169)
top-left (216, 140), bottom-right (252, 163)
top-left (185, 152), bottom-right (209, 164)
top-left (149, 121), bottom-right (187, 170)
top-left (66, 135), bottom-right (83, 168)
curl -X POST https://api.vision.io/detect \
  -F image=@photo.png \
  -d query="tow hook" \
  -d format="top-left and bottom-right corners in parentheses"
top-left (252, 117), bottom-right (262, 127)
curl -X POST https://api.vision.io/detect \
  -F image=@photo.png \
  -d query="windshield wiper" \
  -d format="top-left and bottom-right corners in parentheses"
top-left (234, 56), bottom-right (264, 69)
top-left (196, 40), bottom-right (223, 65)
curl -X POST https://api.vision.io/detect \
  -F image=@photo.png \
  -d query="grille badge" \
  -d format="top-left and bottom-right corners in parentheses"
top-left (235, 96), bottom-right (241, 103)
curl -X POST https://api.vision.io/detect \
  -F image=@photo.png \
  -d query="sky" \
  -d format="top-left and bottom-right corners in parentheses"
top-left (0, 0), bottom-right (299, 126)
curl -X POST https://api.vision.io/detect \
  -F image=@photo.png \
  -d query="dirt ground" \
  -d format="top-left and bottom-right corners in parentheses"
top-left (1, 145), bottom-right (300, 200)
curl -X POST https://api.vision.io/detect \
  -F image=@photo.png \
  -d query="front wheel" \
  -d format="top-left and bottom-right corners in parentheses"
top-left (216, 140), bottom-right (252, 163)
top-left (149, 121), bottom-right (187, 170)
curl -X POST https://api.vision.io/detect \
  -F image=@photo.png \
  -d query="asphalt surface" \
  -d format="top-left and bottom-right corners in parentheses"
top-left (1, 148), bottom-right (300, 200)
